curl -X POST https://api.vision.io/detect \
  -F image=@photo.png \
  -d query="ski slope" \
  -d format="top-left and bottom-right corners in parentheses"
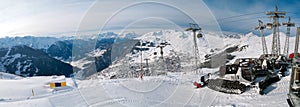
top-left (0, 30), bottom-right (294, 107)
top-left (0, 71), bottom-right (290, 107)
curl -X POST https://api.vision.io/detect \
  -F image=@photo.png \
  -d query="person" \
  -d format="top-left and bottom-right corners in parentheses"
top-left (139, 71), bottom-right (143, 80)
top-left (262, 59), bottom-right (267, 70)
top-left (276, 55), bottom-right (286, 62)
top-left (249, 60), bottom-right (255, 71)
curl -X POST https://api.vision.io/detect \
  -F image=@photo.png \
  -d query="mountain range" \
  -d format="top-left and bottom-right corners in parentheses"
top-left (1, 30), bottom-right (282, 79)
top-left (0, 32), bottom-right (139, 78)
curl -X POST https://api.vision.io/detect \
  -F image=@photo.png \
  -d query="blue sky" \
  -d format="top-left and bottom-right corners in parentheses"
top-left (0, 0), bottom-right (299, 37)
top-left (204, 0), bottom-right (300, 35)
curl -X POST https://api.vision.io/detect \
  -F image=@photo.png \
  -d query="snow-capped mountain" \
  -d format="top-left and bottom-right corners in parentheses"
top-left (98, 32), bottom-right (119, 38)
top-left (0, 36), bottom-right (61, 49)
top-left (0, 30), bottom-right (295, 80)
top-left (0, 32), bottom-right (141, 79)
top-left (0, 30), bottom-right (294, 107)
top-left (90, 29), bottom-right (297, 80)
top-left (47, 40), bottom-right (73, 61)
top-left (74, 39), bottom-right (140, 79)
top-left (90, 30), bottom-right (247, 79)
top-left (0, 32), bottom-right (138, 50)
top-left (0, 45), bottom-right (76, 77)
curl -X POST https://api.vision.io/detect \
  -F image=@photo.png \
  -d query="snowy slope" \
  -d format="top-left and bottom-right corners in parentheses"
top-left (0, 72), bottom-right (23, 80)
top-left (136, 30), bottom-right (224, 56)
top-left (227, 32), bottom-right (297, 61)
top-left (93, 30), bottom-right (249, 80)
top-left (0, 30), bottom-right (295, 107)
top-left (0, 71), bottom-right (290, 107)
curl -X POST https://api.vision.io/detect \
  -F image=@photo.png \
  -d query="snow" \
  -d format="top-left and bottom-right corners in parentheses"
top-left (0, 36), bottom-right (61, 49)
top-left (0, 32), bottom-right (135, 50)
top-left (0, 71), bottom-right (290, 106)
top-left (87, 49), bottom-right (106, 57)
top-left (0, 72), bottom-right (23, 80)
top-left (0, 30), bottom-right (295, 106)
top-left (70, 57), bottom-right (94, 69)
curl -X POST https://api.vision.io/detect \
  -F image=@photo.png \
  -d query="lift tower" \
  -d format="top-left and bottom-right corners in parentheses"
top-left (283, 17), bottom-right (295, 55)
top-left (266, 6), bottom-right (286, 55)
top-left (255, 20), bottom-right (268, 54)
top-left (186, 23), bottom-right (202, 74)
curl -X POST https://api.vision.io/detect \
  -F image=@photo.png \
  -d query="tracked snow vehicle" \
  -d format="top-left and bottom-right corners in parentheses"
top-left (258, 54), bottom-right (289, 76)
top-left (207, 58), bottom-right (256, 94)
top-left (207, 55), bottom-right (289, 94)
top-left (255, 55), bottom-right (289, 95)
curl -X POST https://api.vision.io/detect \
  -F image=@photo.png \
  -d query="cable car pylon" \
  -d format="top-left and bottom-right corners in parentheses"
top-left (266, 6), bottom-right (286, 55)
top-left (186, 23), bottom-right (203, 74)
top-left (283, 16), bottom-right (295, 55)
top-left (255, 20), bottom-right (268, 55)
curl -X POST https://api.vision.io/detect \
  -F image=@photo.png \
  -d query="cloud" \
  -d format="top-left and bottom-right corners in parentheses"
top-left (0, 0), bottom-right (94, 37)
top-left (0, 0), bottom-right (223, 37)
top-left (76, 0), bottom-right (222, 36)
top-left (0, 0), bottom-right (299, 37)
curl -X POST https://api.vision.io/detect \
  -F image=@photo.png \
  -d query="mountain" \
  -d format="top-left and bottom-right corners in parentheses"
top-left (73, 39), bottom-right (139, 79)
top-left (0, 32), bottom-right (120, 50)
top-left (0, 45), bottom-right (77, 77)
top-left (47, 40), bottom-right (73, 61)
top-left (91, 30), bottom-right (289, 79)
top-left (0, 36), bottom-right (61, 49)
top-left (90, 30), bottom-right (225, 79)
top-left (0, 30), bottom-right (293, 107)
top-left (46, 38), bottom-right (115, 64)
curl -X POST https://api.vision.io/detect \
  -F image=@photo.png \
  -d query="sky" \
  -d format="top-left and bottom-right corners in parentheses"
top-left (204, 0), bottom-right (300, 36)
top-left (0, 0), bottom-right (299, 37)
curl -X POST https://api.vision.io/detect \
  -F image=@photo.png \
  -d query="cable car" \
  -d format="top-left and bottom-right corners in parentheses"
top-left (266, 23), bottom-right (273, 30)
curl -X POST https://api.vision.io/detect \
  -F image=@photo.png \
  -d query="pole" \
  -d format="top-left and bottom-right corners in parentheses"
top-left (193, 31), bottom-right (198, 74)
top-left (145, 58), bottom-right (150, 75)
top-left (284, 26), bottom-right (291, 55)
top-left (261, 29), bottom-right (268, 54)
top-left (139, 41), bottom-right (143, 80)
top-left (276, 17), bottom-right (281, 55)
top-left (294, 27), bottom-right (300, 58)
top-left (145, 58), bottom-right (149, 70)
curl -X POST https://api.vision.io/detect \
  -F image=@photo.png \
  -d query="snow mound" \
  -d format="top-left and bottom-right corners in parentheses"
top-left (0, 72), bottom-right (23, 80)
